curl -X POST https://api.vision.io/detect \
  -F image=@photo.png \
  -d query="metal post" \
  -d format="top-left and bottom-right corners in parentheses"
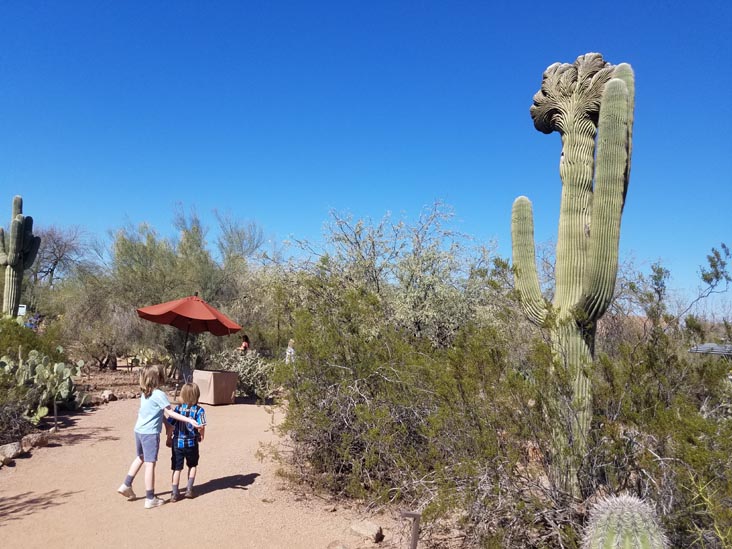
top-left (401, 511), bottom-right (421, 549)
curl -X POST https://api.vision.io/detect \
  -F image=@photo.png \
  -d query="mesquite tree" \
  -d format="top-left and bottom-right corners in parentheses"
top-left (511, 53), bottom-right (634, 497)
top-left (0, 195), bottom-right (41, 317)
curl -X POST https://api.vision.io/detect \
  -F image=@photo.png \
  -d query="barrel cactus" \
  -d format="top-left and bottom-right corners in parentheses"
top-left (582, 495), bottom-right (668, 549)
top-left (511, 53), bottom-right (634, 496)
top-left (0, 195), bottom-right (41, 317)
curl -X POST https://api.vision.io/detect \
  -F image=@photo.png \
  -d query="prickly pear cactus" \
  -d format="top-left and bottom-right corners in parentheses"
top-left (511, 53), bottom-right (634, 496)
top-left (582, 495), bottom-right (668, 549)
top-left (34, 359), bottom-right (83, 428)
top-left (0, 195), bottom-right (41, 317)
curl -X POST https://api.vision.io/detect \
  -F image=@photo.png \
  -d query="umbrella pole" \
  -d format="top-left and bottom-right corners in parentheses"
top-left (174, 323), bottom-right (192, 400)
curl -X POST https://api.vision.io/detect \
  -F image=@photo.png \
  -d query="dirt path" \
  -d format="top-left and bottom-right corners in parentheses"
top-left (0, 398), bottom-right (404, 548)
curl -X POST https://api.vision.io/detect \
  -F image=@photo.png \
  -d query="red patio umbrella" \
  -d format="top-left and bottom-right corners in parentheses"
top-left (137, 294), bottom-right (242, 336)
top-left (136, 293), bottom-right (242, 380)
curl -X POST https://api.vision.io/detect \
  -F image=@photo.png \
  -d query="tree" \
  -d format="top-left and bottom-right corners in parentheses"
top-left (25, 225), bottom-right (90, 314)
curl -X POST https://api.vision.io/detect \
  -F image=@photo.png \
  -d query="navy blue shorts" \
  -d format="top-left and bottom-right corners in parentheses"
top-left (171, 445), bottom-right (200, 470)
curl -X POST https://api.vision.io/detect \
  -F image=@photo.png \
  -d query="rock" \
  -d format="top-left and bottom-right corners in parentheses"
top-left (21, 432), bottom-right (50, 452)
top-left (350, 520), bottom-right (384, 543)
top-left (1, 455), bottom-right (13, 465)
top-left (101, 390), bottom-right (118, 403)
top-left (88, 395), bottom-right (104, 406)
top-left (0, 441), bottom-right (23, 460)
top-left (327, 542), bottom-right (350, 549)
top-left (49, 426), bottom-right (58, 434)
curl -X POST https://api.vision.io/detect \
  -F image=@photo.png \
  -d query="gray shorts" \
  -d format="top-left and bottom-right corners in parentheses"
top-left (135, 432), bottom-right (160, 462)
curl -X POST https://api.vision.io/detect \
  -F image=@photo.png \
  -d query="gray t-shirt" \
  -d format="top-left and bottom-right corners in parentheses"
top-left (134, 388), bottom-right (170, 434)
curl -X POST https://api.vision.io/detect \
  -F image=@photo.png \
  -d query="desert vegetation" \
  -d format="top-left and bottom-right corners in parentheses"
top-left (1, 196), bottom-right (729, 547)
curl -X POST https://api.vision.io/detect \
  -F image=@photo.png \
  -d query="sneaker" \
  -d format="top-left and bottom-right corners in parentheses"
top-left (184, 488), bottom-right (196, 499)
top-left (144, 496), bottom-right (166, 509)
top-left (170, 492), bottom-right (182, 503)
top-left (117, 484), bottom-right (136, 500)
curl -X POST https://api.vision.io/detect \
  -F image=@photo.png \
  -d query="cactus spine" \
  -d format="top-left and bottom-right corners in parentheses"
top-left (582, 495), bottom-right (668, 549)
top-left (0, 195), bottom-right (41, 317)
top-left (511, 54), bottom-right (634, 497)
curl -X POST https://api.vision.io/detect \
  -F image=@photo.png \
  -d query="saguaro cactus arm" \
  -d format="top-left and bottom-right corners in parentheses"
top-left (0, 227), bottom-right (7, 266)
top-left (613, 63), bottom-right (635, 192)
top-left (22, 215), bottom-right (41, 270)
top-left (582, 77), bottom-right (631, 319)
top-left (511, 196), bottom-right (547, 325)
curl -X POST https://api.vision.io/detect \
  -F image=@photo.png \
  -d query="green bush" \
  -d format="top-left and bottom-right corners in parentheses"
top-left (0, 318), bottom-right (65, 363)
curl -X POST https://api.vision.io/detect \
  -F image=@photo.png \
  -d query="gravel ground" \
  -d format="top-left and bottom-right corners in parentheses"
top-left (0, 395), bottom-right (405, 548)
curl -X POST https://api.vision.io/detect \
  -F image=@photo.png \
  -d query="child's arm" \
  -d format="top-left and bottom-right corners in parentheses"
top-left (164, 406), bottom-right (203, 427)
top-left (198, 426), bottom-right (205, 443)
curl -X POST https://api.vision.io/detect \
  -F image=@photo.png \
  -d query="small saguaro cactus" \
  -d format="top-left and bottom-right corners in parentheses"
top-left (511, 53), bottom-right (634, 496)
top-left (0, 195), bottom-right (41, 317)
top-left (582, 495), bottom-right (668, 549)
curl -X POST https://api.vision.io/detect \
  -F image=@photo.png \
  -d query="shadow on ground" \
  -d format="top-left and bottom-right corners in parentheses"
top-left (0, 490), bottom-right (79, 525)
top-left (234, 396), bottom-right (277, 406)
top-left (39, 412), bottom-right (83, 431)
top-left (57, 426), bottom-right (119, 447)
top-left (191, 472), bottom-right (260, 497)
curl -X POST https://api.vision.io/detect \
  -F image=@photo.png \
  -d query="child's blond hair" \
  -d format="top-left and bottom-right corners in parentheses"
top-left (139, 364), bottom-right (165, 398)
top-left (180, 382), bottom-right (200, 406)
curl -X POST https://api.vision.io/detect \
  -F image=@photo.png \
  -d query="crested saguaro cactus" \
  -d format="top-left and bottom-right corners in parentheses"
top-left (0, 195), bottom-right (41, 317)
top-left (582, 495), bottom-right (668, 549)
top-left (511, 53), bottom-right (634, 496)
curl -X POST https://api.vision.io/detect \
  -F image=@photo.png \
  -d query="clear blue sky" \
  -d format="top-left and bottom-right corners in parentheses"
top-left (2, 1), bottom-right (730, 302)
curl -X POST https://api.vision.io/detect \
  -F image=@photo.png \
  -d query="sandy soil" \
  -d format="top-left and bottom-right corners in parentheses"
top-left (0, 382), bottom-right (408, 548)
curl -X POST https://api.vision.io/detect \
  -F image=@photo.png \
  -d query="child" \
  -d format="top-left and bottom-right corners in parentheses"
top-left (117, 364), bottom-right (202, 509)
top-left (166, 382), bottom-right (207, 501)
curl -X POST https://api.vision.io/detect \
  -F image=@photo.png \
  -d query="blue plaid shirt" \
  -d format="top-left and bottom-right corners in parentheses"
top-left (167, 403), bottom-right (206, 449)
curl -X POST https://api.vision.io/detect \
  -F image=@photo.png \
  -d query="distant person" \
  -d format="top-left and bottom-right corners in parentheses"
top-left (166, 382), bottom-right (207, 501)
top-left (238, 333), bottom-right (250, 352)
top-left (117, 364), bottom-right (203, 509)
top-left (285, 339), bottom-right (296, 364)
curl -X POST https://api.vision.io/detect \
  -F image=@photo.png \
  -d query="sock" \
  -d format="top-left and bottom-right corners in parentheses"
top-left (124, 475), bottom-right (133, 487)
top-left (187, 477), bottom-right (195, 491)
top-left (172, 485), bottom-right (180, 496)
top-left (146, 490), bottom-right (154, 500)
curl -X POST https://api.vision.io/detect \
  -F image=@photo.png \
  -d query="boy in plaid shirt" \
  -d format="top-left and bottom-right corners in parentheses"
top-left (165, 382), bottom-right (207, 501)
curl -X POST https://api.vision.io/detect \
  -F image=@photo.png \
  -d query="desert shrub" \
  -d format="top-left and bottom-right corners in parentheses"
top-left (278, 319), bottom-right (436, 499)
top-left (274, 274), bottom-right (555, 545)
top-left (586, 265), bottom-right (732, 548)
top-left (213, 348), bottom-right (275, 400)
top-left (0, 318), bottom-right (65, 363)
top-left (0, 400), bottom-right (37, 445)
